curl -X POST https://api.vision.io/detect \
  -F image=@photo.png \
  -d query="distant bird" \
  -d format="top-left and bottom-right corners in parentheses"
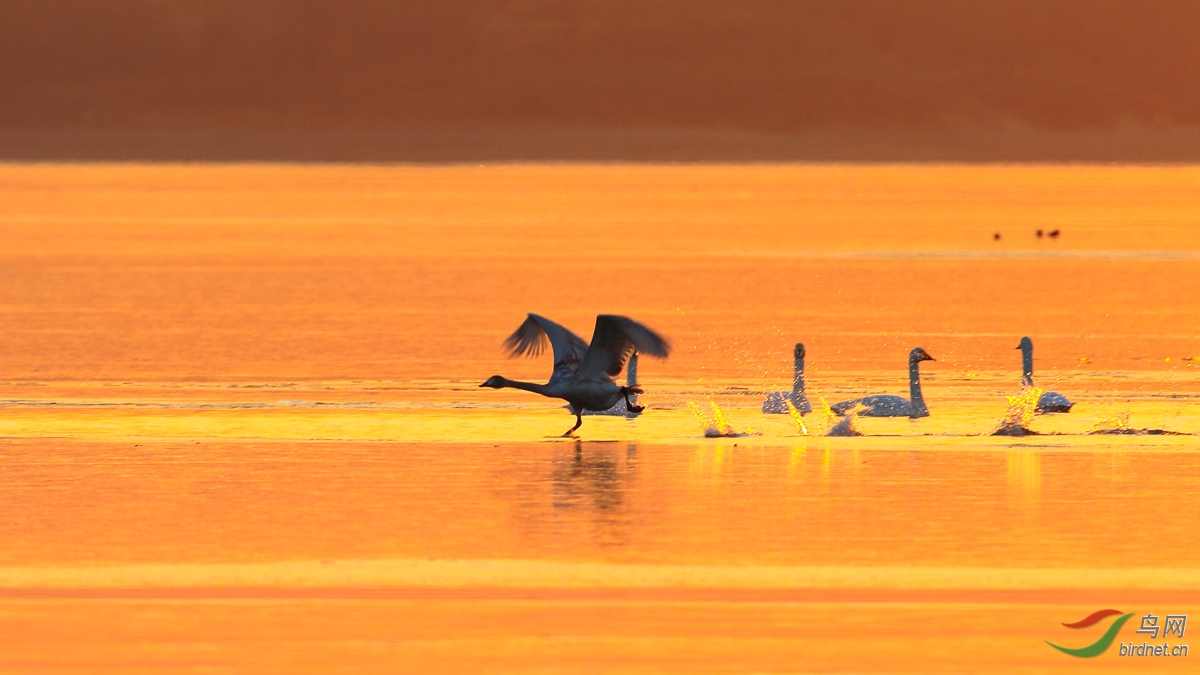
top-left (762, 343), bottom-right (812, 414)
top-left (993, 232), bottom-right (1001, 241)
top-left (1036, 229), bottom-right (1044, 238)
top-left (830, 348), bottom-right (935, 418)
top-left (1017, 336), bottom-right (1073, 413)
top-left (1048, 229), bottom-right (1060, 239)
top-left (481, 313), bottom-right (670, 436)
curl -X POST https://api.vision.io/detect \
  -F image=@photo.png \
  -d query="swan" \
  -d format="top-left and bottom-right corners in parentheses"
top-left (830, 347), bottom-right (935, 418)
top-left (762, 343), bottom-right (813, 414)
top-left (1017, 336), bottom-right (1073, 413)
top-left (481, 313), bottom-right (670, 436)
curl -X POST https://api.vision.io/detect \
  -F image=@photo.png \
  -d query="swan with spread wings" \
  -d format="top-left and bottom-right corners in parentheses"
top-left (480, 313), bottom-right (671, 436)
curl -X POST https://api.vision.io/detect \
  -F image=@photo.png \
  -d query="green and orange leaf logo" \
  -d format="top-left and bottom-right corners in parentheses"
top-left (1046, 609), bottom-right (1133, 657)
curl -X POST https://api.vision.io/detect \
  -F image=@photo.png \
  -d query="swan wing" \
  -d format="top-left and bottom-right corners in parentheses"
top-left (502, 313), bottom-right (589, 376)
top-left (576, 315), bottom-right (670, 380)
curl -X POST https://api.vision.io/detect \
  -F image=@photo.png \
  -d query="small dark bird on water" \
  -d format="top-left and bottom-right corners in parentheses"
top-left (1048, 229), bottom-right (1060, 238)
top-left (481, 313), bottom-right (671, 437)
top-left (993, 232), bottom-right (1001, 241)
top-left (1036, 229), bottom-right (1044, 238)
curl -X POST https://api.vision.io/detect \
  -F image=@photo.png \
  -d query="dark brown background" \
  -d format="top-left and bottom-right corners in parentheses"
top-left (5, 0), bottom-right (1200, 161)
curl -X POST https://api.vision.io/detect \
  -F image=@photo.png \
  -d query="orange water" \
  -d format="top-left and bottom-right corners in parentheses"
top-left (1, 163), bottom-right (1199, 672)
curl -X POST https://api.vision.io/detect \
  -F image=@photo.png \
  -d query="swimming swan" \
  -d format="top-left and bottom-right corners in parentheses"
top-left (481, 313), bottom-right (670, 436)
top-left (762, 343), bottom-right (813, 414)
top-left (1017, 336), bottom-right (1073, 413)
top-left (830, 347), bottom-right (935, 418)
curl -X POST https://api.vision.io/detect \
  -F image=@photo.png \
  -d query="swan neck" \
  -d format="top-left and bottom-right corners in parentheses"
top-left (1021, 347), bottom-right (1034, 387)
top-left (909, 358), bottom-right (928, 415)
top-left (792, 354), bottom-right (806, 397)
top-left (499, 378), bottom-right (551, 396)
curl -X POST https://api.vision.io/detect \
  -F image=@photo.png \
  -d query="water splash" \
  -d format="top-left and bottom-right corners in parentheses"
top-left (710, 401), bottom-right (733, 436)
top-left (817, 396), bottom-right (837, 427)
top-left (1088, 412), bottom-right (1182, 435)
top-left (686, 400), bottom-right (714, 432)
top-left (828, 402), bottom-right (865, 437)
top-left (687, 400), bottom-right (761, 438)
top-left (992, 386), bottom-right (1043, 436)
top-left (802, 395), bottom-right (851, 436)
top-left (1091, 412), bottom-right (1131, 434)
top-left (784, 399), bottom-right (809, 435)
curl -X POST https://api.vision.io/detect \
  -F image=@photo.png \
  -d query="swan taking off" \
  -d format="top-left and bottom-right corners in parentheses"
top-left (1017, 336), bottom-right (1073, 413)
top-left (480, 313), bottom-right (671, 436)
top-left (830, 347), bottom-right (935, 418)
top-left (762, 343), bottom-right (813, 414)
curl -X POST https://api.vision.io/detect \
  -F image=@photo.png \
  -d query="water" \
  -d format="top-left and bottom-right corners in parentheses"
top-left (1, 163), bottom-right (1199, 672)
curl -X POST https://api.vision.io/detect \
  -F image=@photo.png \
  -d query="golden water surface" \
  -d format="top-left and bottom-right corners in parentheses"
top-left (1, 163), bottom-right (1199, 672)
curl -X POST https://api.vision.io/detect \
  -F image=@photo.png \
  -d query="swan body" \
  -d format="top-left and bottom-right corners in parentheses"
top-left (1017, 336), bottom-right (1073, 413)
top-left (834, 394), bottom-right (916, 417)
top-left (830, 347), bottom-right (935, 418)
top-left (577, 352), bottom-right (640, 416)
top-left (763, 343), bottom-right (812, 414)
top-left (481, 313), bottom-right (670, 436)
top-left (1035, 390), bottom-right (1073, 413)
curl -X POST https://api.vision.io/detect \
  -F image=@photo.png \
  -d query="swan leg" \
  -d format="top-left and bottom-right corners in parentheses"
top-left (623, 387), bottom-right (645, 414)
top-left (562, 410), bottom-right (583, 437)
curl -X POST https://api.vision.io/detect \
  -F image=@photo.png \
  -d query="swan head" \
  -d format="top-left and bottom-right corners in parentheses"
top-left (909, 347), bottom-right (935, 363)
top-left (1016, 336), bottom-right (1033, 351)
top-left (793, 343), bottom-right (805, 359)
top-left (479, 375), bottom-right (506, 388)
